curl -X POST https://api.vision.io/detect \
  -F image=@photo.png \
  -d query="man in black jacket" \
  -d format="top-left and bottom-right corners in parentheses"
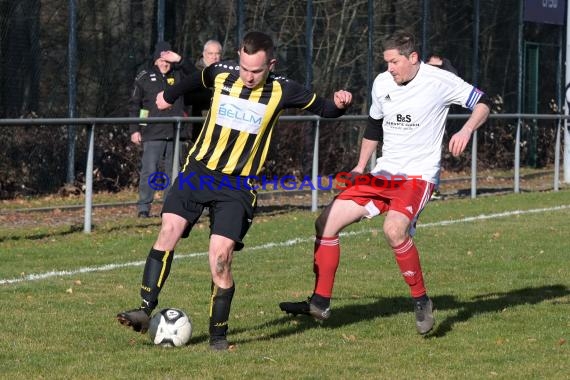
top-left (128, 41), bottom-right (187, 218)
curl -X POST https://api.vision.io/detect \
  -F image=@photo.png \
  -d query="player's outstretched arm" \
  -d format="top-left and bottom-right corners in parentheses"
top-left (288, 80), bottom-right (352, 118)
top-left (156, 71), bottom-right (203, 110)
top-left (449, 102), bottom-right (490, 157)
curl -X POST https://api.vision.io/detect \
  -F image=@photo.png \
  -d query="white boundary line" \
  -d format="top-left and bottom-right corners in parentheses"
top-left (1, 205), bottom-right (568, 286)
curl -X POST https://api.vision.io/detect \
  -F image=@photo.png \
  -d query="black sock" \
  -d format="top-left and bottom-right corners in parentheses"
top-left (209, 283), bottom-right (235, 341)
top-left (139, 248), bottom-right (174, 312)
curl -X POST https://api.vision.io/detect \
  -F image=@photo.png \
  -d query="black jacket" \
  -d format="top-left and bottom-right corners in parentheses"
top-left (128, 64), bottom-right (186, 141)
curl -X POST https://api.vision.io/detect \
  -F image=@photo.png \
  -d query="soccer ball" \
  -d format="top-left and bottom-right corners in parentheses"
top-left (148, 308), bottom-right (192, 347)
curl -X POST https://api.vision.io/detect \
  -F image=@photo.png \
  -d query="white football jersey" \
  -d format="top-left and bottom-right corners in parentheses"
top-left (369, 62), bottom-right (484, 183)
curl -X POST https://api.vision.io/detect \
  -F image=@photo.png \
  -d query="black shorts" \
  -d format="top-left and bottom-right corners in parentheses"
top-left (162, 158), bottom-right (257, 251)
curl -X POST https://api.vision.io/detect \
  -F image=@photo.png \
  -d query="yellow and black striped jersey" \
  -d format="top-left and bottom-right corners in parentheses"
top-left (164, 60), bottom-right (346, 176)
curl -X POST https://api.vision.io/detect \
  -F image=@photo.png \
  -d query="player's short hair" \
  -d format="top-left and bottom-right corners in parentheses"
top-left (240, 31), bottom-right (275, 61)
top-left (382, 31), bottom-right (418, 57)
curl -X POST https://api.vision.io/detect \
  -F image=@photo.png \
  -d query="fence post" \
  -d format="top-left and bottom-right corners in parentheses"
top-left (562, 121), bottom-right (570, 183)
top-left (66, 0), bottom-right (78, 184)
top-left (514, 119), bottom-right (521, 193)
top-left (83, 123), bottom-right (95, 233)
top-left (554, 119), bottom-right (561, 191)
top-left (311, 118), bottom-right (320, 212)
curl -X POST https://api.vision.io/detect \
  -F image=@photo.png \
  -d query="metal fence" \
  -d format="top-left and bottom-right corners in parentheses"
top-left (0, 114), bottom-right (568, 233)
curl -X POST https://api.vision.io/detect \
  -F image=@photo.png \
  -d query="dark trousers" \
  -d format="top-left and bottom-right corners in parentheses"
top-left (137, 140), bottom-right (174, 213)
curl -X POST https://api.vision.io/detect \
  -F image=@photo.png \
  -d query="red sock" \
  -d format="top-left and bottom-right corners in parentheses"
top-left (392, 238), bottom-right (426, 298)
top-left (313, 236), bottom-right (340, 298)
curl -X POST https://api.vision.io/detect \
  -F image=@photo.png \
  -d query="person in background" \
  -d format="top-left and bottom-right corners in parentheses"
top-left (196, 39), bottom-right (223, 70)
top-left (128, 41), bottom-right (187, 218)
top-left (279, 31), bottom-right (491, 335)
top-left (183, 40), bottom-right (223, 145)
top-left (117, 31), bottom-right (353, 351)
top-left (426, 53), bottom-right (458, 76)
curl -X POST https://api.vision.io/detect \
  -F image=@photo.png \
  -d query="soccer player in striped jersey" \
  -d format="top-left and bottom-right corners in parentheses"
top-left (117, 31), bottom-right (352, 350)
top-left (280, 31), bottom-right (491, 335)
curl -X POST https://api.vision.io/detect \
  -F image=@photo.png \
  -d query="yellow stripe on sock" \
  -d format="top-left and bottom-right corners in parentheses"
top-left (209, 284), bottom-right (218, 317)
top-left (157, 250), bottom-right (170, 287)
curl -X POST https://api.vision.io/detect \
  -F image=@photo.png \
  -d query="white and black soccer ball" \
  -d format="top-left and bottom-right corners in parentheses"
top-left (148, 308), bottom-right (192, 347)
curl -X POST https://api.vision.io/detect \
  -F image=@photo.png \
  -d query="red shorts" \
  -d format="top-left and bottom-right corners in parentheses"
top-left (336, 174), bottom-right (434, 221)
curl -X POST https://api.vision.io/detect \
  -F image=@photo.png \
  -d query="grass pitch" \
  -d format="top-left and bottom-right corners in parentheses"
top-left (1, 190), bottom-right (569, 379)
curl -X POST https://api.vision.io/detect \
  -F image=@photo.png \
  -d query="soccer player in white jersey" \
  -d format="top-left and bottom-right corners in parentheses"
top-left (280, 31), bottom-right (491, 335)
